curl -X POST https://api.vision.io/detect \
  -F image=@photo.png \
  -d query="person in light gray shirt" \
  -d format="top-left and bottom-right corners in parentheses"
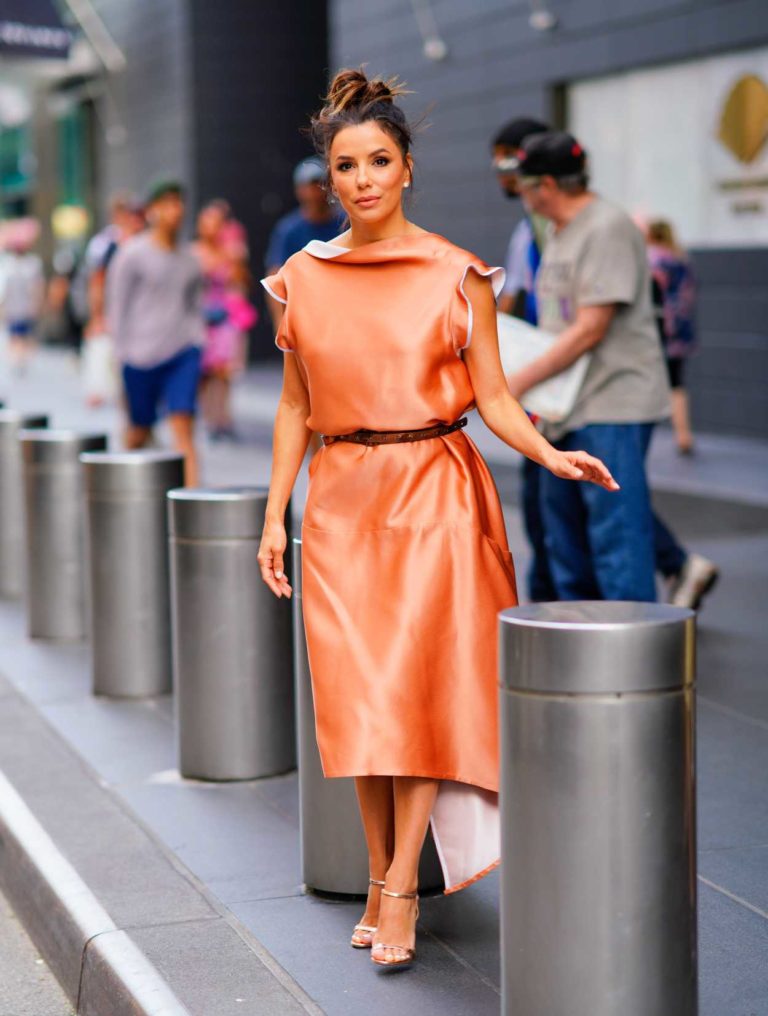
top-left (108, 180), bottom-right (203, 485)
top-left (505, 132), bottom-right (718, 608)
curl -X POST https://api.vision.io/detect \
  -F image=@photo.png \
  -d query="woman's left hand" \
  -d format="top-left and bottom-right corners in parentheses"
top-left (544, 449), bottom-right (620, 491)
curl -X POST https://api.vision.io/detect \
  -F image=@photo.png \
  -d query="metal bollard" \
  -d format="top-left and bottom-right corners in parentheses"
top-left (292, 538), bottom-right (444, 895)
top-left (168, 487), bottom-right (295, 780)
top-left (498, 601), bottom-right (697, 1016)
top-left (81, 451), bottom-right (185, 697)
top-left (0, 411), bottom-right (48, 599)
top-left (21, 430), bottom-right (108, 640)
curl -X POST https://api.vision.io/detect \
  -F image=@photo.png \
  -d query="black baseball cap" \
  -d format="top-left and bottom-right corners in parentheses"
top-left (511, 131), bottom-right (587, 179)
top-left (145, 178), bottom-right (186, 206)
top-left (491, 117), bottom-right (549, 150)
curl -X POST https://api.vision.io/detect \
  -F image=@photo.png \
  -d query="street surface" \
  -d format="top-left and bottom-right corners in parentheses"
top-left (0, 887), bottom-right (74, 1016)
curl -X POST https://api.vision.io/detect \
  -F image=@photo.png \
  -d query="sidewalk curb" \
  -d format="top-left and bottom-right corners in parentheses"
top-left (0, 770), bottom-right (191, 1016)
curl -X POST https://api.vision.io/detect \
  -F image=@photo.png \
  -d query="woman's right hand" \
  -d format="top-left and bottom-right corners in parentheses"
top-left (257, 519), bottom-right (293, 598)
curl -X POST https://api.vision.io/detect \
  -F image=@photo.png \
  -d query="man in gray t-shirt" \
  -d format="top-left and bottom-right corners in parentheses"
top-left (504, 132), bottom-right (714, 603)
top-left (108, 180), bottom-right (203, 485)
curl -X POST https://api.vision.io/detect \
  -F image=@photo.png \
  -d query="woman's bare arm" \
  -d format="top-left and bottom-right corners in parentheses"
top-left (461, 270), bottom-right (618, 490)
top-left (258, 308), bottom-right (313, 597)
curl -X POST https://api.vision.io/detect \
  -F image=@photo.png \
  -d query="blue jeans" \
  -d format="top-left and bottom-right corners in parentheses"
top-left (521, 456), bottom-right (557, 601)
top-left (539, 423), bottom-right (686, 602)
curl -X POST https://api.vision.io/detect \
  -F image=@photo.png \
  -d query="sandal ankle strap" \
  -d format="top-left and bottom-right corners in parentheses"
top-left (381, 887), bottom-right (418, 899)
top-left (369, 877), bottom-right (386, 887)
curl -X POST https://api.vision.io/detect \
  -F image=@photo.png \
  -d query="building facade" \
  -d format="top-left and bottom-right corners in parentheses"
top-left (332, 0), bottom-right (768, 438)
top-left (3, 1), bottom-right (766, 435)
top-left (1, 0), bottom-right (329, 350)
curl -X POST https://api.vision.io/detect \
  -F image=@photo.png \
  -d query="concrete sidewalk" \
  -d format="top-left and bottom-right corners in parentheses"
top-left (1, 348), bottom-right (767, 1015)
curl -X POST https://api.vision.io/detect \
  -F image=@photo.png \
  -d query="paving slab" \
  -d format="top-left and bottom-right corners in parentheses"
top-left (698, 882), bottom-right (768, 1016)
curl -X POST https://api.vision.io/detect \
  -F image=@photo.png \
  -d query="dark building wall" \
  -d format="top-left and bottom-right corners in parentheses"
top-left (187, 0), bottom-right (330, 352)
top-left (90, 0), bottom-right (329, 354)
top-left (91, 0), bottom-right (195, 217)
top-left (331, 0), bottom-right (768, 438)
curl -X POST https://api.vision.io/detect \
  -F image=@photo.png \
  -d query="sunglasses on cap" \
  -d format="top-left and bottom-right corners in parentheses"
top-left (492, 156), bottom-right (522, 174)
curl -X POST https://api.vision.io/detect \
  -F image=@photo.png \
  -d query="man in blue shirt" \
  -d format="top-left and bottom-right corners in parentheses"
top-left (264, 157), bottom-right (345, 329)
top-left (491, 116), bottom-right (555, 601)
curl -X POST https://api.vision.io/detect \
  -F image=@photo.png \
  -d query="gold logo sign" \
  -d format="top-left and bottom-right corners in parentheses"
top-left (718, 74), bottom-right (768, 164)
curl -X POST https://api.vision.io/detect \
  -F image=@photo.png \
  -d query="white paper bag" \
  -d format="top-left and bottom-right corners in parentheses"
top-left (496, 312), bottom-right (591, 423)
top-left (81, 334), bottom-right (118, 404)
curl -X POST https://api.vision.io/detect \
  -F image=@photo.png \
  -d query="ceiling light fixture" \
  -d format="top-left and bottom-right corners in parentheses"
top-left (529, 1), bottom-right (558, 32)
top-left (410, 0), bottom-right (449, 62)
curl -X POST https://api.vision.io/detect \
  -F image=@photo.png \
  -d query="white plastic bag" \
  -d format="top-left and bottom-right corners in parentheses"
top-left (81, 334), bottom-right (119, 405)
top-left (496, 312), bottom-right (591, 423)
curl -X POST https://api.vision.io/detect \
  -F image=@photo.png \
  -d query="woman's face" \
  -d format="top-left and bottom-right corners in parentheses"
top-left (198, 205), bottom-right (225, 241)
top-left (328, 121), bottom-right (412, 226)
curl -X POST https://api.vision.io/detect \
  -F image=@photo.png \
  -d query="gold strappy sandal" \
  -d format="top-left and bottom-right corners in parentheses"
top-left (370, 888), bottom-right (419, 971)
top-left (350, 878), bottom-right (385, 949)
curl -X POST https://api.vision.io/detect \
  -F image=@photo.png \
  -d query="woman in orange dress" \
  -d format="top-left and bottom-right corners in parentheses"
top-left (258, 69), bottom-right (618, 972)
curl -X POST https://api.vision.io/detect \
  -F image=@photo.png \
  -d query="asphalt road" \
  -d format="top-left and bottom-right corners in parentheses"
top-left (0, 887), bottom-right (73, 1016)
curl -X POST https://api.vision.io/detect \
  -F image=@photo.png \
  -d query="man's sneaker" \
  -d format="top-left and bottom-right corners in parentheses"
top-left (668, 553), bottom-right (719, 610)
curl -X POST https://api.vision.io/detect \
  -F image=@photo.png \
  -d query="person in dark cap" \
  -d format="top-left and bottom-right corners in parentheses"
top-left (107, 178), bottom-right (204, 485)
top-left (264, 157), bottom-right (346, 329)
top-left (491, 117), bottom-right (550, 320)
top-left (504, 131), bottom-right (717, 607)
top-left (491, 116), bottom-right (555, 601)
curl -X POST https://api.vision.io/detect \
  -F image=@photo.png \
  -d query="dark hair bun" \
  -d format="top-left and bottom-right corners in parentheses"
top-left (311, 67), bottom-right (414, 161)
top-left (324, 67), bottom-right (404, 114)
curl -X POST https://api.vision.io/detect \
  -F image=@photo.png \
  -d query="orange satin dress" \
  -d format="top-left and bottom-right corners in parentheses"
top-left (262, 233), bottom-right (518, 893)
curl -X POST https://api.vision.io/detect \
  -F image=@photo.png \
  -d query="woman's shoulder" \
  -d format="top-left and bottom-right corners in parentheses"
top-left (428, 234), bottom-right (495, 272)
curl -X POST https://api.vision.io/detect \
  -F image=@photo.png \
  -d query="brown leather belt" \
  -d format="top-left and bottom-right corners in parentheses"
top-left (322, 417), bottom-right (468, 447)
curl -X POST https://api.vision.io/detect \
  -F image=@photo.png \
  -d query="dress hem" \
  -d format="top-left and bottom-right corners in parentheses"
top-left (320, 768), bottom-right (497, 795)
top-left (443, 857), bottom-right (500, 896)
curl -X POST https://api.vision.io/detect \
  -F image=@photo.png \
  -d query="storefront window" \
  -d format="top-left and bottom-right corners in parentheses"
top-left (569, 45), bottom-right (768, 248)
top-left (57, 105), bottom-right (89, 207)
top-left (0, 122), bottom-right (34, 214)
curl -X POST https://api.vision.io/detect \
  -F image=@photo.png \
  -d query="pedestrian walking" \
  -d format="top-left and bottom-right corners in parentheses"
top-left (107, 180), bottom-right (203, 485)
top-left (264, 156), bottom-right (346, 330)
top-left (194, 199), bottom-right (257, 441)
top-left (491, 117), bottom-right (549, 320)
top-left (0, 218), bottom-right (44, 376)
top-left (646, 219), bottom-right (698, 455)
top-left (80, 193), bottom-right (145, 406)
top-left (258, 69), bottom-right (617, 972)
top-left (491, 116), bottom-right (556, 602)
top-left (505, 131), bottom-right (718, 607)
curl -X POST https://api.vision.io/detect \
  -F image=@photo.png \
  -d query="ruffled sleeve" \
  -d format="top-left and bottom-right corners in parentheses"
top-left (451, 259), bottom-right (506, 354)
top-left (260, 266), bottom-right (293, 351)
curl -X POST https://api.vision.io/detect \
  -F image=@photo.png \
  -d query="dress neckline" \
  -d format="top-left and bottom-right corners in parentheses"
top-left (304, 231), bottom-right (443, 261)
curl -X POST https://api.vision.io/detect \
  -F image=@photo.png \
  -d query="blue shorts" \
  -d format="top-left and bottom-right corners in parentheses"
top-left (8, 319), bottom-right (34, 337)
top-left (122, 346), bottom-right (201, 428)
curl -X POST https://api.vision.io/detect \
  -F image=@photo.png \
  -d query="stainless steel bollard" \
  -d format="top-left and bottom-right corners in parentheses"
top-left (81, 451), bottom-right (185, 697)
top-left (168, 487), bottom-right (295, 780)
top-left (292, 538), bottom-right (444, 895)
top-left (0, 411), bottom-right (48, 599)
top-left (498, 602), bottom-right (697, 1016)
top-left (21, 430), bottom-right (108, 640)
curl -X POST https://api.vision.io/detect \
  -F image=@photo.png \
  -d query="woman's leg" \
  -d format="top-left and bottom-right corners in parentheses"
top-left (671, 387), bottom-right (694, 454)
top-left (353, 776), bottom-right (395, 940)
top-left (217, 375), bottom-right (234, 432)
top-left (374, 776), bottom-right (439, 961)
top-left (198, 373), bottom-right (213, 430)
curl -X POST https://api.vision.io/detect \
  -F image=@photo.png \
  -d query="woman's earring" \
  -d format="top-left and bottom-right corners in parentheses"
top-left (404, 181), bottom-right (411, 189)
